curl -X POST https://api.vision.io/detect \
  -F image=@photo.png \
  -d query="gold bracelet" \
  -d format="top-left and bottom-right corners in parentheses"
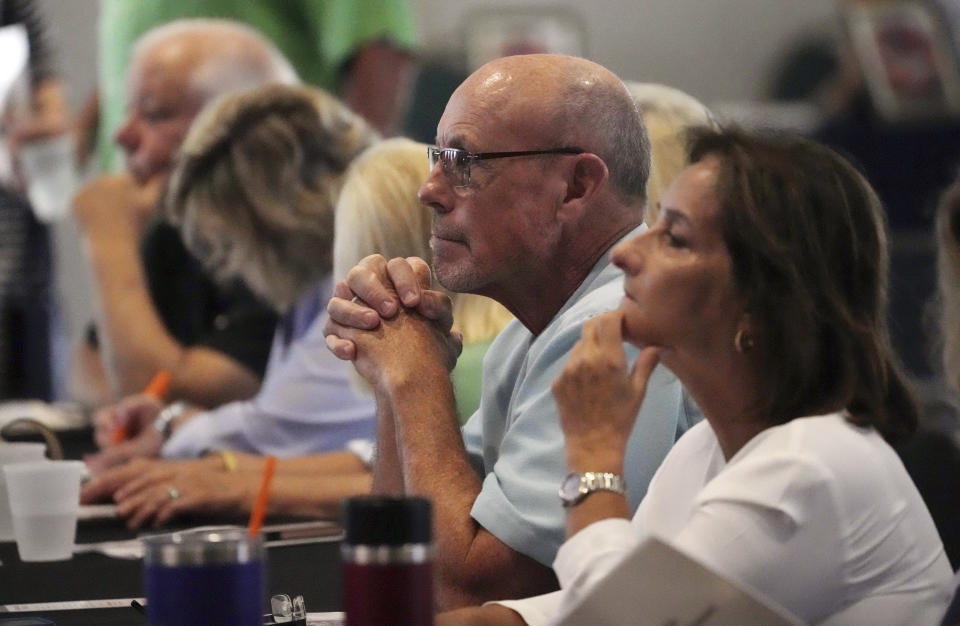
top-left (219, 450), bottom-right (239, 473)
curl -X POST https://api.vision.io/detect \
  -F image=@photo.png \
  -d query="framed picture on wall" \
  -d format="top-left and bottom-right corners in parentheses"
top-left (845, 0), bottom-right (960, 122)
top-left (463, 8), bottom-right (586, 72)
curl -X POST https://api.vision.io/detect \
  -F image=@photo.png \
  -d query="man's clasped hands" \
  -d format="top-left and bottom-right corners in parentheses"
top-left (324, 255), bottom-right (462, 387)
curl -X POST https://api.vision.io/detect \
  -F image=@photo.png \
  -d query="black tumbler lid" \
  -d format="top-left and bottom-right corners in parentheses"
top-left (342, 496), bottom-right (432, 546)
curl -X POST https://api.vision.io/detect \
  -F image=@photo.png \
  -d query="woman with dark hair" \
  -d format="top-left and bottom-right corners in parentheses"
top-left (442, 128), bottom-right (952, 624)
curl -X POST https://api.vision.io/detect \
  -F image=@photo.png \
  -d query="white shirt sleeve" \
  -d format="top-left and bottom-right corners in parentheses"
top-left (490, 517), bottom-right (639, 625)
top-left (493, 591), bottom-right (564, 626)
top-left (551, 517), bottom-right (641, 620)
top-left (162, 307), bottom-right (375, 459)
top-left (161, 402), bottom-right (253, 458)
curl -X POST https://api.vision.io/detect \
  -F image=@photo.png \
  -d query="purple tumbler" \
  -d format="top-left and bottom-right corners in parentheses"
top-left (342, 496), bottom-right (433, 626)
top-left (143, 526), bottom-right (265, 626)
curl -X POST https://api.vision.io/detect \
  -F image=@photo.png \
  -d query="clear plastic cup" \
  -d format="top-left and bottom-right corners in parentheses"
top-left (17, 134), bottom-right (77, 222)
top-left (0, 442), bottom-right (47, 541)
top-left (3, 460), bottom-right (84, 561)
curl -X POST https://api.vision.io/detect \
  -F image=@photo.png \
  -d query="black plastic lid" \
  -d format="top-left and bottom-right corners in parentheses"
top-left (342, 496), bottom-right (432, 546)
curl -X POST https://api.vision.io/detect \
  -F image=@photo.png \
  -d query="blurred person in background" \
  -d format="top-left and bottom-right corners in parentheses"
top-left (84, 83), bottom-right (378, 473)
top-left (0, 0), bottom-right (69, 400)
top-left (78, 0), bottom-right (416, 172)
top-left (625, 82), bottom-right (714, 226)
top-left (771, 0), bottom-right (960, 384)
top-left (769, 0), bottom-right (960, 233)
top-left (70, 19), bottom-right (297, 409)
top-left (812, 0), bottom-right (960, 233)
top-left (895, 170), bottom-right (960, 572)
top-left (934, 173), bottom-right (960, 395)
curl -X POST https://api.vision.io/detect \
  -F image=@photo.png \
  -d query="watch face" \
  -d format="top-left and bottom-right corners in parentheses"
top-left (560, 473), bottom-right (584, 503)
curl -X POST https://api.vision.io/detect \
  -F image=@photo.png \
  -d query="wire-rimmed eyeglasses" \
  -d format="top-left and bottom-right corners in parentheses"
top-left (427, 145), bottom-right (583, 188)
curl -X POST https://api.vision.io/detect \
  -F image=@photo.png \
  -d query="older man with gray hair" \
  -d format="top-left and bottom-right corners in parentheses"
top-left (325, 54), bottom-right (690, 609)
top-left (72, 20), bottom-right (296, 430)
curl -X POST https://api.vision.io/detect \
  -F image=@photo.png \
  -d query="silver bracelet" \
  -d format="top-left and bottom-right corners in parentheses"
top-left (154, 401), bottom-right (187, 440)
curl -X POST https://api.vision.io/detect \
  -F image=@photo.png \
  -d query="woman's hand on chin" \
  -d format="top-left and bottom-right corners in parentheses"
top-left (553, 310), bottom-right (661, 471)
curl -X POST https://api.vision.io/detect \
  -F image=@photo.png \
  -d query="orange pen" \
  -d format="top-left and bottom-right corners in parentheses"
top-left (248, 455), bottom-right (277, 537)
top-left (108, 370), bottom-right (172, 444)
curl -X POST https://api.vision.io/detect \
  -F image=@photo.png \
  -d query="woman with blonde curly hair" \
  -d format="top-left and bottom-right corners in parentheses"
top-left (83, 84), bottom-right (382, 523)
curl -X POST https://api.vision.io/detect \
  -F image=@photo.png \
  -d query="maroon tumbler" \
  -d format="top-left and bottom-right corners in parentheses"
top-left (342, 496), bottom-right (433, 626)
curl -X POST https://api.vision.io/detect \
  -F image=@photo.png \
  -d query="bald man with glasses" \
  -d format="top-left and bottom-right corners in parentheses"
top-left (324, 54), bottom-right (690, 609)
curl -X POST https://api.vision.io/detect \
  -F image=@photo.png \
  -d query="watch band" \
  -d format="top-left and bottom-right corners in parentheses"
top-left (583, 472), bottom-right (625, 493)
top-left (560, 471), bottom-right (626, 507)
top-left (154, 401), bottom-right (187, 440)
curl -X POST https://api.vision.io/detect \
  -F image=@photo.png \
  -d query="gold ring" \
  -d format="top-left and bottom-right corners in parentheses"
top-left (167, 486), bottom-right (180, 500)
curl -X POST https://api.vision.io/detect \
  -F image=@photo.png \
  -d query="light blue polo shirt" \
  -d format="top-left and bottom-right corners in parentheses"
top-left (463, 225), bottom-right (692, 567)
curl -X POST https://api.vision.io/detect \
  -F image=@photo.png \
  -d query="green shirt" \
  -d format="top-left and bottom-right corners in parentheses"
top-left (98, 0), bottom-right (416, 172)
top-left (451, 339), bottom-right (492, 425)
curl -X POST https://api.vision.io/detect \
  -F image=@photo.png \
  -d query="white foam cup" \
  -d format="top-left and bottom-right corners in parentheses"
top-left (0, 442), bottom-right (46, 541)
top-left (17, 134), bottom-right (77, 222)
top-left (3, 460), bottom-right (84, 561)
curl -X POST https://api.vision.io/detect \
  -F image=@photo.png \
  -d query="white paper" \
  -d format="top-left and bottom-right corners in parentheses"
top-left (0, 400), bottom-right (87, 431)
top-left (553, 536), bottom-right (803, 626)
top-left (0, 598), bottom-right (145, 613)
top-left (77, 504), bottom-right (118, 520)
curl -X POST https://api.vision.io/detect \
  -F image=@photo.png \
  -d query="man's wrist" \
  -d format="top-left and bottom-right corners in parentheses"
top-left (86, 229), bottom-right (140, 257)
top-left (378, 340), bottom-right (450, 391)
top-left (565, 447), bottom-right (626, 477)
top-left (382, 364), bottom-right (454, 410)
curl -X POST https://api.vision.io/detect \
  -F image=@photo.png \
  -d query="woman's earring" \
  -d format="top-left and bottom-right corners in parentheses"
top-left (734, 328), bottom-right (755, 353)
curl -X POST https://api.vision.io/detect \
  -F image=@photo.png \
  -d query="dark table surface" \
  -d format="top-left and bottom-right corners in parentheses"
top-left (0, 428), bottom-right (344, 625)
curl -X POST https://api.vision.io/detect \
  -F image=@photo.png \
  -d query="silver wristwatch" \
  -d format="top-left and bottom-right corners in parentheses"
top-left (559, 472), bottom-right (626, 508)
top-left (154, 401), bottom-right (187, 440)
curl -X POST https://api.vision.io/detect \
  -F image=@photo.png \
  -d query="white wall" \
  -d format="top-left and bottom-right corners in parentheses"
top-left (409, 0), bottom-right (840, 105)
top-left (38, 0), bottom-right (98, 110)
top-left (35, 0), bottom-right (99, 380)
